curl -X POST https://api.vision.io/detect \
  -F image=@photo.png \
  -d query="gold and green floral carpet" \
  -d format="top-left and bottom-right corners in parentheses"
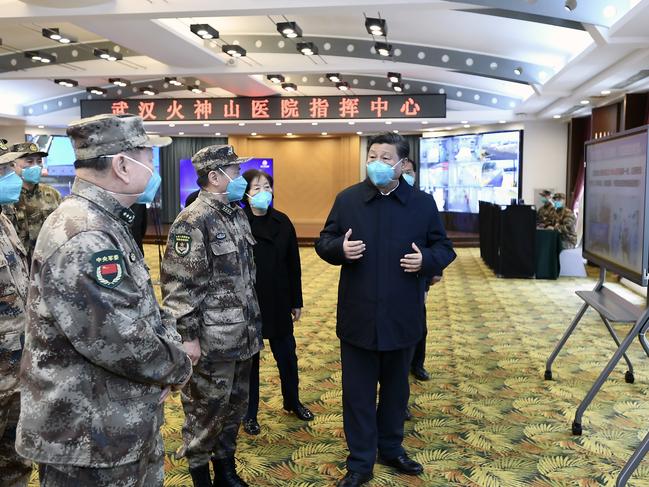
top-left (29, 247), bottom-right (649, 486)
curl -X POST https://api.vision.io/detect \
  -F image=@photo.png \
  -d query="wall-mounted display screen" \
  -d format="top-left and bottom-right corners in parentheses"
top-left (584, 127), bottom-right (649, 285)
top-left (179, 158), bottom-right (274, 209)
top-left (419, 130), bottom-right (522, 213)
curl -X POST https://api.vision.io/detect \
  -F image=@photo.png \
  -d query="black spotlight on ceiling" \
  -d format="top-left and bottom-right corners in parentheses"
top-left (42, 27), bottom-right (76, 44)
top-left (109, 78), bottom-right (130, 87)
top-left (336, 81), bottom-right (350, 91)
top-left (222, 45), bottom-right (246, 57)
top-left (365, 17), bottom-right (387, 37)
top-left (392, 82), bottom-right (404, 93)
top-left (282, 82), bottom-right (297, 92)
top-left (564, 0), bottom-right (577, 11)
top-left (277, 21), bottom-right (303, 38)
top-left (93, 48), bottom-right (122, 62)
top-left (388, 72), bottom-right (401, 83)
top-left (327, 73), bottom-right (341, 83)
top-left (86, 87), bottom-right (107, 96)
top-left (374, 42), bottom-right (392, 57)
top-left (140, 87), bottom-right (159, 96)
top-left (165, 77), bottom-right (183, 87)
top-left (25, 51), bottom-right (55, 64)
top-left (513, 66), bottom-right (523, 76)
top-left (188, 85), bottom-right (205, 94)
top-left (54, 79), bottom-right (78, 88)
top-left (297, 42), bottom-right (318, 56)
top-left (190, 24), bottom-right (219, 40)
top-left (267, 74), bottom-right (285, 84)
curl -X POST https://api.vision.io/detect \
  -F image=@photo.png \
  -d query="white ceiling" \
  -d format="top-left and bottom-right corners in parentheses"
top-left (0, 0), bottom-right (648, 135)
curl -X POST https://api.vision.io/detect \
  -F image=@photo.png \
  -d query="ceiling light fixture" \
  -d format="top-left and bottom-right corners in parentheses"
top-left (580, 99), bottom-right (590, 105)
top-left (514, 66), bottom-right (523, 76)
top-left (365, 17), bottom-right (387, 37)
top-left (54, 79), bottom-right (78, 88)
top-left (165, 77), bottom-right (183, 87)
top-left (327, 73), bottom-right (342, 83)
top-left (276, 21), bottom-right (303, 39)
top-left (222, 45), bottom-right (246, 57)
top-left (267, 74), bottom-right (285, 84)
top-left (140, 87), bottom-right (159, 96)
top-left (388, 72), bottom-right (401, 83)
top-left (190, 24), bottom-right (219, 40)
top-left (286, 132), bottom-right (293, 136)
top-left (392, 82), bottom-right (403, 93)
top-left (25, 51), bottom-right (55, 64)
top-left (188, 85), bottom-right (205, 94)
top-left (86, 87), bottom-right (107, 96)
top-left (374, 42), bottom-right (392, 57)
top-left (321, 132), bottom-right (328, 135)
top-left (336, 81), bottom-right (350, 91)
top-left (42, 27), bottom-right (76, 44)
top-left (297, 42), bottom-right (318, 56)
top-left (564, 0), bottom-right (577, 12)
top-left (282, 82), bottom-right (297, 92)
top-left (601, 89), bottom-right (611, 95)
top-left (553, 115), bottom-right (561, 119)
top-left (109, 78), bottom-right (130, 87)
top-left (93, 48), bottom-right (122, 62)
top-left (251, 132), bottom-right (257, 136)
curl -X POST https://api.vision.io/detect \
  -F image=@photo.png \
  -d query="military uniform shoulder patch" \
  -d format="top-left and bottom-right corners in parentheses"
top-left (119, 207), bottom-right (136, 225)
top-left (174, 234), bottom-right (192, 256)
top-left (90, 250), bottom-right (125, 289)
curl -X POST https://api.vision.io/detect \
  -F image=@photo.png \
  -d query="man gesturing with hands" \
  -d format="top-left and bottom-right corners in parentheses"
top-left (316, 132), bottom-right (456, 487)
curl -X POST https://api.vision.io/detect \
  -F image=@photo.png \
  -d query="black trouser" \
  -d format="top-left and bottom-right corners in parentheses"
top-left (410, 303), bottom-right (428, 370)
top-left (340, 340), bottom-right (413, 475)
top-left (246, 334), bottom-right (300, 420)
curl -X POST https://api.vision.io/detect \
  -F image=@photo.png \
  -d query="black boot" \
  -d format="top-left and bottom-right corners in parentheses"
top-left (189, 464), bottom-right (212, 487)
top-left (212, 457), bottom-right (248, 487)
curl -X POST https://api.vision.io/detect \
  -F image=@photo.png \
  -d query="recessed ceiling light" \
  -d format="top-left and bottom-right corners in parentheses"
top-left (214, 132), bottom-right (221, 136)
top-left (385, 121), bottom-right (392, 125)
top-left (421, 121), bottom-right (428, 125)
top-left (238, 122), bottom-right (246, 126)
top-left (297, 42), bottom-right (318, 56)
top-left (282, 82), bottom-right (297, 92)
top-left (499, 120), bottom-right (506, 124)
top-left (337, 82), bottom-right (350, 91)
top-left (42, 27), bottom-right (76, 44)
top-left (86, 87), bottom-right (107, 96)
top-left (564, 0), bottom-right (577, 12)
top-left (356, 131), bottom-right (363, 135)
top-left (165, 77), bottom-right (183, 87)
top-left (275, 122), bottom-right (282, 126)
top-left (327, 73), bottom-right (341, 83)
top-left (463, 124), bottom-right (471, 128)
top-left (392, 129), bottom-right (399, 133)
top-left (37, 125), bottom-right (45, 129)
top-left (178, 131), bottom-right (185, 135)
top-left (374, 41), bottom-right (392, 57)
top-left (169, 123), bottom-right (176, 127)
top-left (190, 24), bottom-right (219, 40)
top-left (109, 78), bottom-right (130, 87)
top-left (580, 99), bottom-right (590, 105)
top-left (277, 21), bottom-right (303, 39)
top-left (321, 131), bottom-right (328, 136)
top-left (203, 123), bottom-right (210, 127)
top-left (287, 132), bottom-right (293, 136)
top-left (267, 74), bottom-right (285, 84)
top-left (93, 48), bottom-right (121, 62)
top-left (222, 45), bottom-right (246, 58)
top-left (601, 90), bottom-right (611, 95)
top-left (311, 122), bottom-right (318, 126)
top-left (553, 115), bottom-right (561, 119)
top-left (461, 120), bottom-right (468, 124)
top-left (251, 132), bottom-right (257, 136)
top-left (54, 79), bottom-right (78, 88)
top-left (348, 121), bottom-right (355, 125)
top-left (514, 66), bottom-right (523, 76)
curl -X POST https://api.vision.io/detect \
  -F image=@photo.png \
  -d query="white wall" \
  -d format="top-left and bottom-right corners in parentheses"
top-left (522, 120), bottom-right (569, 206)
top-left (0, 116), bottom-right (26, 144)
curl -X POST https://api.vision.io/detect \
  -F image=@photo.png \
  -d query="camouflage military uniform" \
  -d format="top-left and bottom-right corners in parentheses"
top-left (0, 210), bottom-right (31, 487)
top-left (2, 184), bottom-right (61, 264)
top-left (161, 146), bottom-right (263, 470)
top-left (556, 207), bottom-right (578, 249)
top-left (16, 115), bottom-right (192, 487)
top-left (536, 201), bottom-right (557, 228)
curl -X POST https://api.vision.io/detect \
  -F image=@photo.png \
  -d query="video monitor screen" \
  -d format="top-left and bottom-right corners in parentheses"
top-left (584, 129), bottom-right (649, 283)
top-left (179, 158), bottom-right (274, 209)
top-left (419, 130), bottom-right (521, 213)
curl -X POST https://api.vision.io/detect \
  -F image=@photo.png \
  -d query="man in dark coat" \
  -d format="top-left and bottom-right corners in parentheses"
top-left (316, 132), bottom-right (456, 487)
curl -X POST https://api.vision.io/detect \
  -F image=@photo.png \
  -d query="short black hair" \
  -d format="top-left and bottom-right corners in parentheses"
top-left (367, 132), bottom-right (409, 160)
top-left (241, 169), bottom-right (273, 207)
top-left (73, 147), bottom-right (147, 172)
top-left (403, 157), bottom-right (417, 171)
top-left (196, 173), bottom-right (210, 189)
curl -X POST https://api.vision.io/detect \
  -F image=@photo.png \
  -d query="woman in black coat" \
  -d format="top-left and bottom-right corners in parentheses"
top-left (241, 169), bottom-right (314, 435)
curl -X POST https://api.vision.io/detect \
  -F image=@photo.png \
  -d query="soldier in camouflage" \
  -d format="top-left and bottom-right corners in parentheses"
top-left (0, 143), bottom-right (61, 265)
top-left (15, 114), bottom-right (193, 487)
top-left (552, 192), bottom-right (578, 249)
top-left (161, 145), bottom-right (263, 487)
top-left (0, 140), bottom-right (32, 487)
top-left (536, 189), bottom-right (556, 228)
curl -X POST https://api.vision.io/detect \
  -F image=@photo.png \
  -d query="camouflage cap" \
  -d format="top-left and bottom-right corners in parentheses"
top-left (553, 192), bottom-right (566, 200)
top-left (67, 113), bottom-right (172, 161)
top-left (192, 145), bottom-right (252, 175)
top-left (539, 190), bottom-right (552, 197)
top-left (0, 141), bottom-right (49, 164)
top-left (0, 138), bottom-right (10, 165)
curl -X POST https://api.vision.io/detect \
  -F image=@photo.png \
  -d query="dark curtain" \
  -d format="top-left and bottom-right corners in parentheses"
top-left (160, 136), bottom-right (227, 223)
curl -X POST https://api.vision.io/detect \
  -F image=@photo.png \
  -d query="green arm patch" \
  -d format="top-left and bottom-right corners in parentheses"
top-left (90, 250), bottom-right (125, 289)
top-left (174, 234), bottom-right (192, 256)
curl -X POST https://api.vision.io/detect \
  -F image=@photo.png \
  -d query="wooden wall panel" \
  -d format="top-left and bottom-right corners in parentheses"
top-left (229, 135), bottom-right (361, 239)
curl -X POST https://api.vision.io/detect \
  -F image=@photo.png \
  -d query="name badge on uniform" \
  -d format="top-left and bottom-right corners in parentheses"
top-left (90, 250), bottom-right (124, 289)
top-left (216, 232), bottom-right (226, 240)
top-left (219, 204), bottom-right (235, 219)
top-left (174, 234), bottom-right (192, 256)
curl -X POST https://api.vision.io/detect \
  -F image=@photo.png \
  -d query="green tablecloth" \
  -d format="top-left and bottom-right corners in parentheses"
top-left (535, 229), bottom-right (561, 279)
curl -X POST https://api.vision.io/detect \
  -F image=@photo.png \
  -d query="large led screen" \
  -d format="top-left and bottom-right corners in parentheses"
top-left (584, 129), bottom-right (649, 284)
top-left (419, 130), bottom-right (522, 213)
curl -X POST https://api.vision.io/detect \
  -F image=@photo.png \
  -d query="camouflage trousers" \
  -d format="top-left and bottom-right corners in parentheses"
top-left (0, 392), bottom-right (31, 487)
top-left (179, 358), bottom-right (252, 468)
top-left (37, 433), bottom-right (163, 487)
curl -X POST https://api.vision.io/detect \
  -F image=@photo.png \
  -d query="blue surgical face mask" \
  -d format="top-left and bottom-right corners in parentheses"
top-left (540, 197), bottom-right (548, 204)
top-left (106, 154), bottom-right (161, 204)
top-left (219, 168), bottom-right (247, 202)
top-left (554, 200), bottom-right (564, 209)
top-left (250, 190), bottom-right (273, 211)
top-left (22, 165), bottom-right (42, 184)
top-left (366, 158), bottom-right (402, 187)
top-left (403, 173), bottom-right (415, 187)
top-left (0, 170), bottom-right (24, 204)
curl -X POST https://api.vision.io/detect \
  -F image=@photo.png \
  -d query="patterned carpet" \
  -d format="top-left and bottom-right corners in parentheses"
top-left (28, 246), bottom-right (649, 486)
